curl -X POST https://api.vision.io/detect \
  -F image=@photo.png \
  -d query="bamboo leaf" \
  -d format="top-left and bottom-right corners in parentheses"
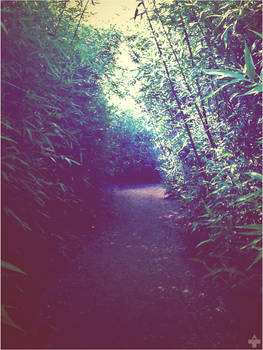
top-left (59, 183), bottom-right (67, 192)
top-left (248, 29), bottom-right (263, 38)
top-left (237, 231), bottom-right (262, 236)
top-left (15, 157), bottom-right (30, 167)
top-left (1, 136), bottom-right (17, 143)
top-left (207, 185), bottom-right (227, 197)
top-left (239, 83), bottom-right (262, 96)
top-left (246, 171), bottom-right (263, 182)
top-left (236, 224), bottom-right (262, 234)
top-left (201, 78), bottom-right (243, 101)
top-left (247, 250), bottom-right (262, 270)
top-left (241, 238), bottom-right (261, 249)
top-left (244, 42), bottom-right (256, 81)
top-left (235, 191), bottom-right (260, 203)
top-left (221, 26), bottom-right (231, 49)
top-left (4, 208), bottom-right (31, 231)
top-left (205, 69), bottom-right (246, 80)
top-left (205, 204), bottom-right (212, 216)
top-left (2, 80), bottom-right (26, 92)
top-left (1, 260), bottom-right (26, 275)
top-left (203, 268), bottom-right (224, 279)
top-left (25, 127), bottom-right (33, 141)
top-left (44, 136), bottom-right (55, 151)
top-left (63, 157), bottom-right (81, 166)
top-left (1, 21), bottom-right (8, 34)
top-left (1, 305), bottom-right (23, 331)
top-left (196, 238), bottom-right (213, 248)
top-left (223, 30), bottom-right (228, 48)
top-left (43, 55), bottom-right (60, 78)
top-left (1, 121), bottom-right (15, 130)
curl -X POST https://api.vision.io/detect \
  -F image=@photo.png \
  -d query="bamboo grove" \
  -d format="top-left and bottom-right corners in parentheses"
top-left (1, 0), bottom-right (262, 334)
top-left (1, 0), bottom-right (158, 331)
top-left (129, 0), bottom-right (262, 287)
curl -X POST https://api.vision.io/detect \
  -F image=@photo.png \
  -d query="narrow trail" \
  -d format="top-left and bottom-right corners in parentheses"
top-left (28, 185), bottom-right (254, 348)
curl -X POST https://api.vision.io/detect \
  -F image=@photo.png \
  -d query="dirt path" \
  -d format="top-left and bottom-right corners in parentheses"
top-left (25, 185), bottom-right (258, 348)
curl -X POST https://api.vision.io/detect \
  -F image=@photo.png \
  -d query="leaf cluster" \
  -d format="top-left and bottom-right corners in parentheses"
top-left (128, 0), bottom-right (262, 286)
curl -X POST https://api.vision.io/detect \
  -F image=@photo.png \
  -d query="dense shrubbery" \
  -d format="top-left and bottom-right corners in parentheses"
top-left (129, 0), bottom-right (262, 288)
top-left (108, 112), bottom-right (160, 184)
top-left (1, 1), bottom-right (160, 330)
top-left (1, 0), bottom-right (121, 329)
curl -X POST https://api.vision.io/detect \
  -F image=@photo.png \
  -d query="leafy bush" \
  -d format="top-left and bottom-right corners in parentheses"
top-left (129, 0), bottom-right (262, 287)
top-left (108, 111), bottom-right (160, 184)
top-left (1, 0), bottom-right (121, 329)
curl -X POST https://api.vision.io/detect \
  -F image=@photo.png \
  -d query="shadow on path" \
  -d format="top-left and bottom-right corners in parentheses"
top-left (15, 185), bottom-right (260, 349)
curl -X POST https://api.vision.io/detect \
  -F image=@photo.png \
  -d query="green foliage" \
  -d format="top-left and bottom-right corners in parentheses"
top-left (1, 260), bottom-right (26, 331)
top-left (2, 305), bottom-right (24, 332)
top-left (204, 41), bottom-right (261, 98)
top-left (244, 41), bottom-right (257, 81)
top-left (192, 171), bottom-right (262, 285)
top-left (1, 1), bottom-right (161, 332)
top-left (108, 112), bottom-right (159, 183)
top-left (1, 260), bottom-right (26, 275)
top-left (125, 0), bottom-right (262, 287)
top-left (1, 0), bottom-right (262, 335)
top-left (2, 0), bottom-right (121, 231)
top-left (1, 0), bottom-right (122, 330)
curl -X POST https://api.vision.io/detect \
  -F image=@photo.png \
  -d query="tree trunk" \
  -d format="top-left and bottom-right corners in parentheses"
top-left (71, 0), bottom-right (90, 45)
top-left (176, 6), bottom-right (217, 149)
top-left (140, 1), bottom-right (207, 180)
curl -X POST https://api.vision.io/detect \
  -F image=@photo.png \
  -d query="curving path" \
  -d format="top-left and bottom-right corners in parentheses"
top-left (27, 185), bottom-right (259, 349)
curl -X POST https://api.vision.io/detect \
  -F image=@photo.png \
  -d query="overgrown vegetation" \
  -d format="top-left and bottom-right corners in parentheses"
top-left (1, 0), bottom-right (262, 339)
top-left (108, 111), bottom-right (160, 183)
top-left (1, 0), bottom-right (157, 331)
top-left (129, 0), bottom-right (262, 289)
